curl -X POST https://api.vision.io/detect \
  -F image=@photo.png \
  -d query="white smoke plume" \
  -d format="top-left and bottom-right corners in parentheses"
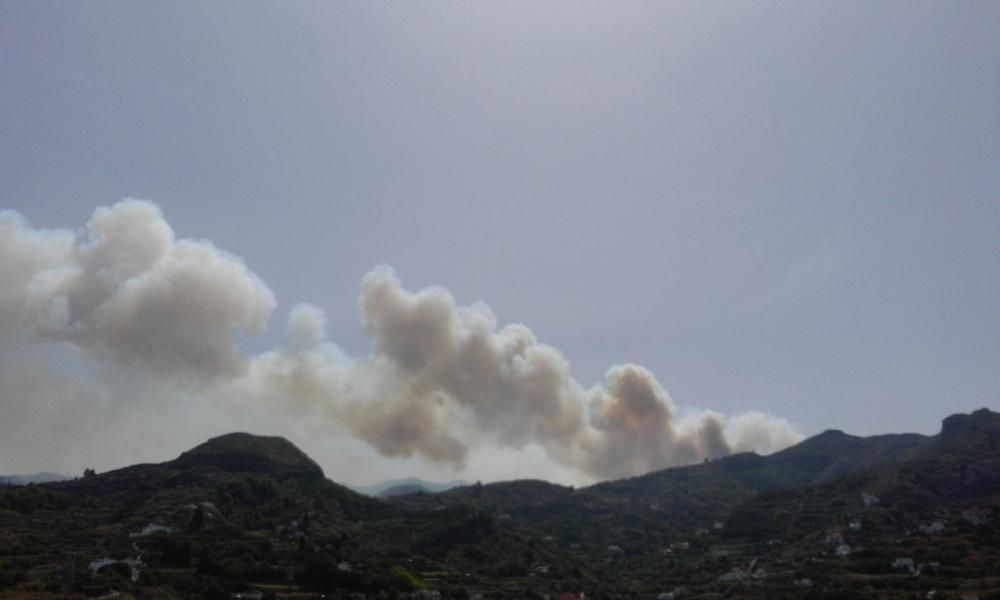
top-left (0, 200), bottom-right (803, 480)
top-left (0, 201), bottom-right (275, 377)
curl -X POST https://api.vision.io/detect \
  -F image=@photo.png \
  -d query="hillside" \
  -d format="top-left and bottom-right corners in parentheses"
top-left (383, 409), bottom-right (1000, 597)
top-left (386, 415), bottom-right (947, 546)
top-left (170, 432), bottom-right (326, 480)
top-left (0, 409), bottom-right (997, 599)
top-left (729, 408), bottom-right (1000, 537)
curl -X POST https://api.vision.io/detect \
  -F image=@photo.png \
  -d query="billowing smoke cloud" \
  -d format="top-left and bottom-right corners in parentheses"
top-left (1, 201), bottom-right (275, 377)
top-left (0, 200), bottom-right (803, 480)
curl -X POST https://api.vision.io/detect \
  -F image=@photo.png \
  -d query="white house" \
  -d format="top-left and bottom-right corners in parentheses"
top-left (129, 523), bottom-right (175, 538)
top-left (892, 557), bottom-right (917, 574)
top-left (919, 521), bottom-right (945, 535)
top-left (718, 569), bottom-right (745, 583)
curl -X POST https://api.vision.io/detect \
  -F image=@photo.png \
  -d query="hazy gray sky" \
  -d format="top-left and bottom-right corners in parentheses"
top-left (1, 2), bottom-right (997, 484)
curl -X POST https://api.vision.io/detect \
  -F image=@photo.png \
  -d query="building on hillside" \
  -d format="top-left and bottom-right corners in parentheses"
top-left (129, 523), bottom-right (174, 538)
top-left (892, 557), bottom-right (917, 574)
top-left (718, 568), bottom-right (745, 583)
top-left (962, 507), bottom-right (989, 527)
top-left (919, 521), bottom-right (945, 534)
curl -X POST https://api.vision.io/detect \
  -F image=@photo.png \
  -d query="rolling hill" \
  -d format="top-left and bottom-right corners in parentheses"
top-left (0, 409), bottom-right (997, 599)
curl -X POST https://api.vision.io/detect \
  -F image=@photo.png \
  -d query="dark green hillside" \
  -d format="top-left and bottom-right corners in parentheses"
top-left (396, 424), bottom-right (938, 552)
top-left (1, 409), bottom-right (998, 599)
top-left (170, 432), bottom-right (326, 479)
top-left (382, 409), bottom-right (1000, 598)
top-left (670, 411), bottom-right (998, 597)
top-left (0, 433), bottom-right (395, 599)
top-left (724, 409), bottom-right (1000, 586)
top-left (767, 428), bottom-right (930, 483)
top-left (936, 408), bottom-right (1000, 455)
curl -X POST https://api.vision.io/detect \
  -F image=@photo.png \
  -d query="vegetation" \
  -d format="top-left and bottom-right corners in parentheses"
top-left (0, 410), bottom-right (998, 599)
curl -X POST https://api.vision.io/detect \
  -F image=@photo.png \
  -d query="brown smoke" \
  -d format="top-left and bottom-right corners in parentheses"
top-left (0, 200), bottom-right (802, 480)
top-left (245, 266), bottom-right (802, 479)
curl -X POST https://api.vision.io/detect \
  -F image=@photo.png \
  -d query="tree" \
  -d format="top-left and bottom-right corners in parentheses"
top-left (191, 505), bottom-right (205, 530)
top-left (388, 566), bottom-right (424, 591)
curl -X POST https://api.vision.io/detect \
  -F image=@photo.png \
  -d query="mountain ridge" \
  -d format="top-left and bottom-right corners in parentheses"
top-left (1, 407), bottom-right (996, 598)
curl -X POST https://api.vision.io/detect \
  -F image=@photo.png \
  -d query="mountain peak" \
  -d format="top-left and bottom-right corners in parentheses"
top-left (816, 428), bottom-right (851, 439)
top-left (941, 407), bottom-right (999, 432)
top-left (793, 427), bottom-right (859, 448)
top-left (939, 408), bottom-right (1000, 450)
top-left (169, 432), bottom-right (324, 479)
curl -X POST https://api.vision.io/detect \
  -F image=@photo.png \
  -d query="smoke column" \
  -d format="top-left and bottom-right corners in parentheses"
top-left (0, 200), bottom-right (802, 480)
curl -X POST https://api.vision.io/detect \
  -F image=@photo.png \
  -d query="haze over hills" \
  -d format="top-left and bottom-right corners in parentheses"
top-left (349, 479), bottom-right (470, 498)
top-left (0, 472), bottom-right (71, 486)
top-left (0, 408), bottom-right (997, 599)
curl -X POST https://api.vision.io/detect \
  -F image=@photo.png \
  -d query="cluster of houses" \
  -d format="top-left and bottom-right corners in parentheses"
top-left (917, 520), bottom-right (945, 535)
top-left (89, 522), bottom-right (171, 584)
top-left (890, 557), bottom-right (943, 577)
top-left (824, 529), bottom-right (852, 558)
top-left (93, 490), bottom-right (993, 600)
top-left (716, 556), bottom-right (766, 584)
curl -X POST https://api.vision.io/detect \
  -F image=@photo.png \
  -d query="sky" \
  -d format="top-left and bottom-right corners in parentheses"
top-left (1, 1), bottom-right (997, 486)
